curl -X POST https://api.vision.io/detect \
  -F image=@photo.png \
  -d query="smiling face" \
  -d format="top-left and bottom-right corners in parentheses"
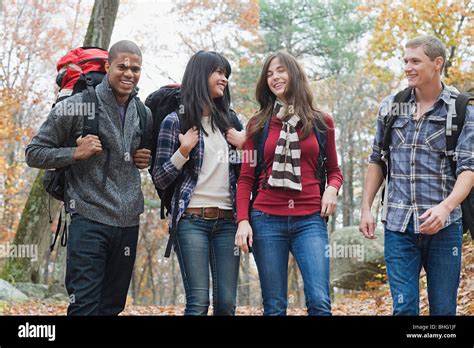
top-left (403, 45), bottom-right (443, 89)
top-left (266, 57), bottom-right (289, 101)
top-left (105, 52), bottom-right (142, 104)
top-left (208, 67), bottom-right (228, 99)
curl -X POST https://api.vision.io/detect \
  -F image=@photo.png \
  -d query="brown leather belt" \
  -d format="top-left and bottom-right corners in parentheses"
top-left (184, 207), bottom-right (234, 220)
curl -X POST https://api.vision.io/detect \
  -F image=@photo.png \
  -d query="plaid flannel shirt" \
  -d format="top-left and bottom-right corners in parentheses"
top-left (152, 112), bottom-right (240, 230)
top-left (369, 85), bottom-right (474, 233)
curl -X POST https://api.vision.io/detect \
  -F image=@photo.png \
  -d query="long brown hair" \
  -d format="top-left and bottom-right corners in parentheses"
top-left (247, 51), bottom-right (326, 139)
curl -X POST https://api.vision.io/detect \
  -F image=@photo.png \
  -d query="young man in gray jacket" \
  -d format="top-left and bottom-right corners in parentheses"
top-left (26, 40), bottom-right (152, 315)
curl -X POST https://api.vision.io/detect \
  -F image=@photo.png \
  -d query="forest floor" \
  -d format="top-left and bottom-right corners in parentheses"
top-left (1, 239), bottom-right (472, 316)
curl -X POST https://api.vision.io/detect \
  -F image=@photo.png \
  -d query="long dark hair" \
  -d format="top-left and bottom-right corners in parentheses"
top-left (180, 51), bottom-right (232, 135)
top-left (247, 51), bottom-right (326, 139)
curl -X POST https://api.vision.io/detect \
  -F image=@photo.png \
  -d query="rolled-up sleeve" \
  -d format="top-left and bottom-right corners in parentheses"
top-left (455, 104), bottom-right (474, 176)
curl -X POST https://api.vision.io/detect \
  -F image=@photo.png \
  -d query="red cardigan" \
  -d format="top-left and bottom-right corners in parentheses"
top-left (236, 114), bottom-right (343, 223)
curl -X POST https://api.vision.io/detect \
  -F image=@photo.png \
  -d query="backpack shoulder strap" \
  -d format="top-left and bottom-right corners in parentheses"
top-left (80, 75), bottom-right (110, 186)
top-left (381, 87), bottom-right (412, 153)
top-left (254, 117), bottom-right (271, 187)
top-left (446, 92), bottom-right (474, 176)
top-left (229, 109), bottom-right (243, 131)
top-left (447, 92), bottom-right (474, 153)
top-left (313, 116), bottom-right (327, 173)
top-left (313, 116), bottom-right (327, 160)
top-left (134, 97), bottom-right (149, 149)
top-left (313, 115), bottom-right (328, 208)
top-left (81, 75), bottom-right (99, 136)
top-left (248, 117), bottom-right (271, 213)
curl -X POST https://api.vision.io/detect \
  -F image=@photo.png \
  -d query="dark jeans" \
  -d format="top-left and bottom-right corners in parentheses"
top-left (384, 218), bottom-right (463, 315)
top-left (65, 214), bottom-right (138, 315)
top-left (250, 209), bottom-right (331, 316)
top-left (174, 214), bottom-right (240, 315)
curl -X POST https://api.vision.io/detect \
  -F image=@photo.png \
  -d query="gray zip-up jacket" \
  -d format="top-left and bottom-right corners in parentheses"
top-left (25, 77), bottom-right (152, 227)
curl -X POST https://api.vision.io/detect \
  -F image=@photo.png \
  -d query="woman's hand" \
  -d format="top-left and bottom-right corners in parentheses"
top-left (235, 220), bottom-right (253, 253)
top-left (178, 127), bottom-right (199, 157)
top-left (321, 186), bottom-right (338, 218)
top-left (226, 128), bottom-right (246, 150)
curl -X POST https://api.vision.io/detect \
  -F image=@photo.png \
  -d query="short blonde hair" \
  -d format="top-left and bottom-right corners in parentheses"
top-left (406, 35), bottom-right (446, 74)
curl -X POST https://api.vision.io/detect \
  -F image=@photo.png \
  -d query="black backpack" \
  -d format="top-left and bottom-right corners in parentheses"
top-left (380, 87), bottom-right (473, 238)
top-left (145, 84), bottom-right (242, 257)
top-left (44, 71), bottom-right (149, 251)
top-left (249, 115), bottom-right (329, 218)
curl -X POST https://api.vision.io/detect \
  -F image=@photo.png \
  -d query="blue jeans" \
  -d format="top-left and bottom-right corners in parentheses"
top-left (250, 209), bottom-right (331, 316)
top-left (174, 214), bottom-right (240, 315)
top-left (384, 218), bottom-right (463, 316)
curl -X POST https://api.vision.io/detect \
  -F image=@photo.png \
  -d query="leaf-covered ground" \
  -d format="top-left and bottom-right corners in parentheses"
top-left (1, 241), bottom-right (472, 316)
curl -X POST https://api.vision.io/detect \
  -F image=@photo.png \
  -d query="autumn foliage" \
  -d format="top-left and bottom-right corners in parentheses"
top-left (364, 0), bottom-right (473, 90)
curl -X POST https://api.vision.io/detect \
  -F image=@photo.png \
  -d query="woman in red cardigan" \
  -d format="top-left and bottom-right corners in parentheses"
top-left (235, 51), bottom-right (343, 316)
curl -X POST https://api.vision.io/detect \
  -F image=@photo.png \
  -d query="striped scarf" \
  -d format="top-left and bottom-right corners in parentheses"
top-left (267, 100), bottom-right (302, 191)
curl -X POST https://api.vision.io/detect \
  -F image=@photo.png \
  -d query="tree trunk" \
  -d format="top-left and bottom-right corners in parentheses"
top-left (341, 150), bottom-right (350, 226)
top-left (1, 172), bottom-right (60, 282)
top-left (330, 208), bottom-right (337, 234)
top-left (346, 136), bottom-right (355, 226)
top-left (340, 119), bottom-right (355, 227)
top-left (6, 0), bottom-right (120, 283)
top-left (84, 0), bottom-right (120, 49)
top-left (146, 251), bottom-right (157, 304)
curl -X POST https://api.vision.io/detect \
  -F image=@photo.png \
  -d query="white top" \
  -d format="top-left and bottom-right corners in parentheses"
top-left (170, 116), bottom-right (232, 210)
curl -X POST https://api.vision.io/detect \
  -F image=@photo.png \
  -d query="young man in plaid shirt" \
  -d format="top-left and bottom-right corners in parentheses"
top-left (359, 35), bottom-right (474, 315)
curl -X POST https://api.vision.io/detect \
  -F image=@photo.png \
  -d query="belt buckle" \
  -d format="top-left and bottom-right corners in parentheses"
top-left (201, 207), bottom-right (219, 220)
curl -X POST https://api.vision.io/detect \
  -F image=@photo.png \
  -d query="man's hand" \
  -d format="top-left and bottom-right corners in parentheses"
top-left (226, 128), bottom-right (246, 150)
top-left (321, 186), bottom-right (338, 217)
top-left (73, 135), bottom-right (102, 161)
top-left (359, 208), bottom-right (377, 239)
top-left (419, 203), bottom-right (451, 235)
top-left (178, 127), bottom-right (199, 158)
top-left (359, 163), bottom-right (385, 240)
top-left (419, 170), bottom-right (474, 234)
top-left (133, 148), bottom-right (151, 169)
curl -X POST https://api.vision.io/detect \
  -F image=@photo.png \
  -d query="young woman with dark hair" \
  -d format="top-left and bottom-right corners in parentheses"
top-left (235, 51), bottom-right (343, 316)
top-left (152, 51), bottom-right (244, 315)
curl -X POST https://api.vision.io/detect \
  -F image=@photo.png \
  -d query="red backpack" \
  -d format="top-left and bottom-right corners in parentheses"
top-left (55, 47), bottom-right (108, 102)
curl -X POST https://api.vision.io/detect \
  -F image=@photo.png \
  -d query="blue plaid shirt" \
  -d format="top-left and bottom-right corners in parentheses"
top-left (369, 85), bottom-right (474, 233)
top-left (152, 112), bottom-right (240, 230)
